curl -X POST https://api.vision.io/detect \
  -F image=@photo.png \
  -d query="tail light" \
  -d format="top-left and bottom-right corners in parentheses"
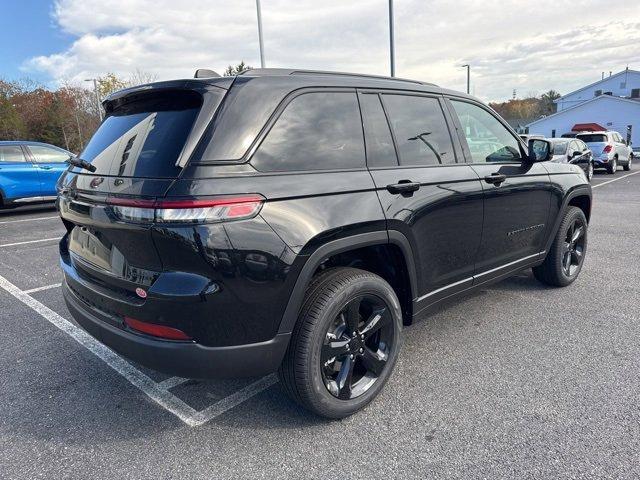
top-left (603, 145), bottom-right (613, 153)
top-left (108, 194), bottom-right (264, 224)
top-left (124, 316), bottom-right (192, 341)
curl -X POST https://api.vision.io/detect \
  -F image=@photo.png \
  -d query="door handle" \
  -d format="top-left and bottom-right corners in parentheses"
top-left (386, 180), bottom-right (421, 195)
top-left (40, 165), bottom-right (53, 170)
top-left (484, 173), bottom-right (507, 186)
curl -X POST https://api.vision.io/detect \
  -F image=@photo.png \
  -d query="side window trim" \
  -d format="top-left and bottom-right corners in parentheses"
top-left (442, 97), bottom-right (473, 164)
top-left (356, 90), bottom-right (400, 168)
top-left (379, 92), bottom-right (460, 166)
top-left (444, 96), bottom-right (526, 164)
top-left (248, 87), bottom-right (367, 173)
top-left (21, 145), bottom-right (35, 163)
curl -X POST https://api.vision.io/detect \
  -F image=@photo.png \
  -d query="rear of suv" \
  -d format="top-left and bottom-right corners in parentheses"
top-left (576, 131), bottom-right (633, 173)
top-left (57, 69), bottom-right (591, 418)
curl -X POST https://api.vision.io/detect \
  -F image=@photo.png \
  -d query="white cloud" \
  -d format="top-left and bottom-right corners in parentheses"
top-left (23, 0), bottom-right (640, 101)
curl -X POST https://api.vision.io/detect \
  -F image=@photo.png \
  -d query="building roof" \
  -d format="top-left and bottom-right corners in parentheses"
top-left (571, 122), bottom-right (606, 132)
top-left (555, 68), bottom-right (640, 102)
top-left (527, 94), bottom-right (640, 127)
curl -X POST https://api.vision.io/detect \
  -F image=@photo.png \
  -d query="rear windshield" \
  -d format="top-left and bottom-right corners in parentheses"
top-left (77, 90), bottom-right (202, 178)
top-left (552, 141), bottom-right (568, 154)
top-left (576, 134), bottom-right (606, 143)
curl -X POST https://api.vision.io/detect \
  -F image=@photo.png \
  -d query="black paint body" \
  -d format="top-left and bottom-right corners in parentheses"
top-left (57, 70), bottom-right (592, 378)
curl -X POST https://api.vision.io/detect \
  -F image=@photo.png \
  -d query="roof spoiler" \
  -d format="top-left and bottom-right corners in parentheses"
top-left (194, 69), bottom-right (221, 78)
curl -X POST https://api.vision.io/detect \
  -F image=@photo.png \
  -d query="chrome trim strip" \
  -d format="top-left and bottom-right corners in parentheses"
top-left (415, 252), bottom-right (545, 304)
top-left (14, 196), bottom-right (45, 203)
top-left (416, 276), bottom-right (472, 303)
top-left (472, 252), bottom-right (543, 281)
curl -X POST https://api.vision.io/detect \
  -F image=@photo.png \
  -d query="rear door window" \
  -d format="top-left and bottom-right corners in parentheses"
top-left (382, 94), bottom-right (455, 166)
top-left (251, 91), bottom-right (365, 172)
top-left (78, 90), bottom-right (202, 178)
top-left (0, 146), bottom-right (27, 162)
top-left (359, 93), bottom-right (398, 167)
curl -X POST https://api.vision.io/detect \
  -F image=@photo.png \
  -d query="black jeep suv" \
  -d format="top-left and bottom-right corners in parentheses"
top-left (57, 69), bottom-right (591, 418)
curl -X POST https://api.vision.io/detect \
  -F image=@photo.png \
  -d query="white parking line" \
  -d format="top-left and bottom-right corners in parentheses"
top-left (192, 374), bottom-right (278, 426)
top-left (157, 376), bottom-right (190, 390)
top-left (592, 170), bottom-right (640, 189)
top-left (0, 237), bottom-right (60, 248)
top-left (23, 283), bottom-right (62, 294)
top-left (0, 273), bottom-right (200, 426)
top-left (0, 215), bottom-right (59, 225)
top-left (0, 273), bottom-right (277, 426)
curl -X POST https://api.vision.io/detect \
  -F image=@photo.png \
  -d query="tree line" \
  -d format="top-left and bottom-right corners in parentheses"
top-left (0, 64), bottom-right (252, 154)
top-left (489, 90), bottom-right (561, 124)
top-left (0, 70), bottom-right (157, 154)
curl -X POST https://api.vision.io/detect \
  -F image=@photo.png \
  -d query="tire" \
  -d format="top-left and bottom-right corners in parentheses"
top-left (279, 267), bottom-right (402, 419)
top-left (533, 206), bottom-right (587, 287)
top-left (623, 155), bottom-right (632, 171)
top-left (607, 156), bottom-right (617, 174)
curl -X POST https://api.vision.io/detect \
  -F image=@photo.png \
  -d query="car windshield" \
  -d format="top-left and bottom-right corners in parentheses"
top-left (553, 142), bottom-right (568, 155)
top-left (577, 134), bottom-right (607, 143)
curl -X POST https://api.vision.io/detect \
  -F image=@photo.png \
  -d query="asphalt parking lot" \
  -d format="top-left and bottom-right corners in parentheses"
top-left (1, 169), bottom-right (639, 479)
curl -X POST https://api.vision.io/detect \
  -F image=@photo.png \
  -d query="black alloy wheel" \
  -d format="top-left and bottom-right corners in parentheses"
top-left (321, 294), bottom-right (393, 399)
top-left (533, 206), bottom-right (588, 287)
top-left (279, 267), bottom-right (402, 419)
top-left (561, 218), bottom-right (586, 277)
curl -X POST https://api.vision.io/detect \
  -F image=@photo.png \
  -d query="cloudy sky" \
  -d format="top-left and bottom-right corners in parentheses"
top-left (2, 0), bottom-right (640, 102)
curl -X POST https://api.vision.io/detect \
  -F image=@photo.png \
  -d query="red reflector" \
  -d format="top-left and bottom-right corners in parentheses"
top-left (124, 317), bottom-right (192, 341)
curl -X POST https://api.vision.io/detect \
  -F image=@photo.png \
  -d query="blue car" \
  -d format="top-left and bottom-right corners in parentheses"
top-left (0, 141), bottom-right (71, 208)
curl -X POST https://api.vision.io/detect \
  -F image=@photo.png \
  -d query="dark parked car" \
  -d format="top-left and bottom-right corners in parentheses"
top-left (57, 69), bottom-right (592, 418)
top-left (0, 141), bottom-right (72, 208)
top-left (547, 137), bottom-right (594, 181)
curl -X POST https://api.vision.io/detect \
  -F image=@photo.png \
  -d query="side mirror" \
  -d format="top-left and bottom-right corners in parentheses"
top-left (572, 151), bottom-right (581, 158)
top-left (527, 139), bottom-right (552, 162)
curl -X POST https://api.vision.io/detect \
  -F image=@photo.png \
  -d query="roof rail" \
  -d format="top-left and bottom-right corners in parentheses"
top-left (238, 68), bottom-right (436, 86)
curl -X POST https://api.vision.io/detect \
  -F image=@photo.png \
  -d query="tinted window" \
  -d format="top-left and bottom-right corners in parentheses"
top-left (29, 145), bottom-right (70, 163)
top-left (576, 134), bottom-right (607, 143)
top-left (251, 92), bottom-right (365, 172)
top-left (382, 95), bottom-right (454, 166)
top-left (552, 141), bottom-right (568, 155)
top-left (79, 90), bottom-right (202, 178)
top-left (359, 93), bottom-right (397, 167)
top-left (451, 100), bottom-right (522, 163)
top-left (0, 146), bottom-right (26, 162)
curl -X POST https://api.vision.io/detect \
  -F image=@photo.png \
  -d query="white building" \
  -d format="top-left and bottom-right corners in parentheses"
top-left (527, 68), bottom-right (640, 147)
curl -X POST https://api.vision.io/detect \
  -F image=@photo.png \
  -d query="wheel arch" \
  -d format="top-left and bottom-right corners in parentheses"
top-left (277, 231), bottom-right (418, 334)
top-left (544, 186), bottom-right (592, 253)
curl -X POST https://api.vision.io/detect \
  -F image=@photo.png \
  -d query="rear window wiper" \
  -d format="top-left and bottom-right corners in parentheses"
top-left (66, 156), bottom-right (97, 173)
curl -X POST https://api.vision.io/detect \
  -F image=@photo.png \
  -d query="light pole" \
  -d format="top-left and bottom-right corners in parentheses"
top-left (461, 64), bottom-right (470, 94)
top-left (389, 0), bottom-right (395, 77)
top-left (256, 0), bottom-right (265, 68)
top-left (84, 78), bottom-right (102, 121)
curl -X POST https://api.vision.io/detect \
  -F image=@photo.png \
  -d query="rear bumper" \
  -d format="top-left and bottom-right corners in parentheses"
top-left (63, 281), bottom-right (290, 379)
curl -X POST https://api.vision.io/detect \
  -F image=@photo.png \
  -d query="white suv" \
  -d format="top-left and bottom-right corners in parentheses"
top-left (576, 131), bottom-right (633, 174)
